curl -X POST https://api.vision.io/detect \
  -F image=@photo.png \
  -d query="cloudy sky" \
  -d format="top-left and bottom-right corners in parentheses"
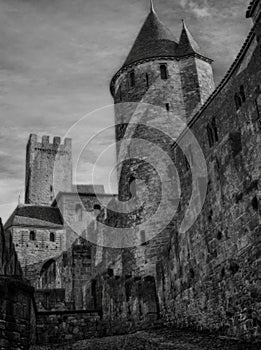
top-left (0, 0), bottom-right (252, 222)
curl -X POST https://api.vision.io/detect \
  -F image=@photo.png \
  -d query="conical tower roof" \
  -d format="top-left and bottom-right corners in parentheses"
top-left (123, 4), bottom-right (178, 67)
top-left (178, 20), bottom-right (202, 56)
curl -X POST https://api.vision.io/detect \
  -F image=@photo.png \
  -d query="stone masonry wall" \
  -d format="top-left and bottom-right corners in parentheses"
top-left (36, 310), bottom-right (101, 345)
top-left (78, 5), bottom-right (261, 340)
top-left (11, 227), bottom-right (66, 272)
top-left (153, 22), bottom-right (261, 339)
top-left (0, 219), bottom-right (36, 349)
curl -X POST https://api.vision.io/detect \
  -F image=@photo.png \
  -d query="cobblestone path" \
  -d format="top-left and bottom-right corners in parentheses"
top-left (31, 328), bottom-right (261, 350)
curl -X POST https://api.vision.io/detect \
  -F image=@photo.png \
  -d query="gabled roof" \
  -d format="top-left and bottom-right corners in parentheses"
top-left (123, 6), bottom-right (178, 68)
top-left (178, 20), bottom-right (202, 56)
top-left (4, 205), bottom-right (64, 229)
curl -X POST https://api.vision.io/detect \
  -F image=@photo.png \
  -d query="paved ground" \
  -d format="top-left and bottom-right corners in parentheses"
top-left (31, 328), bottom-right (261, 350)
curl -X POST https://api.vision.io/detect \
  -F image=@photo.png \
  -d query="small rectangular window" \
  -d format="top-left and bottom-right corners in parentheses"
top-left (166, 103), bottom-right (170, 112)
top-left (160, 64), bottom-right (168, 80)
top-left (129, 70), bottom-right (135, 87)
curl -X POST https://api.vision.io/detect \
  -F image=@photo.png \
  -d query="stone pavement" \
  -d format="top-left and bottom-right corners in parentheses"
top-left (31, 328), bottom-right (261, 350)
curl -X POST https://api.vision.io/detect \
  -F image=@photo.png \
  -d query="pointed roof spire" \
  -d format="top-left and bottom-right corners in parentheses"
top-left (122, 4), bottom-right (178, 67)
top-left (150, 0), bottom-right (155, 13)
top-left (178, 19), bottom-right (202, 56)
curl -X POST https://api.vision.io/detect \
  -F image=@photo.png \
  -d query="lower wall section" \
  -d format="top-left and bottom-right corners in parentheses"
top-left (0, 276), bottom-right (35, 350)
top-left (83, 273), bottom-right (161, 336)
top-left (36, 310), bottom-right (102, 344)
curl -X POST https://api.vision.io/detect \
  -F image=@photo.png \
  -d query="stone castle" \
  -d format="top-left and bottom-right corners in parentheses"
top-left (0, 0), bottom-right (261, 348)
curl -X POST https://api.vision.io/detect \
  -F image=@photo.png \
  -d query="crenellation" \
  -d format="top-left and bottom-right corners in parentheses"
top-left (25, 134), bottom-right (73, 206)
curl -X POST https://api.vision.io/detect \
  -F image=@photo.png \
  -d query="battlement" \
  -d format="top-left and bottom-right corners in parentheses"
top-left (246, 0), bottom-right (261, 22)
top-left (28, 134), bottom-right (72, 152)
top-left (25, 134), bottom-right (73, 205)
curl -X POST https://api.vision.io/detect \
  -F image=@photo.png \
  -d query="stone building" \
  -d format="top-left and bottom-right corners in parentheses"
top-left (4, 205), bottom-right (66, 284)
top-left (5, 135), bottom-right (115, 287)
top-left (1, 0), bottom-right (261, 346)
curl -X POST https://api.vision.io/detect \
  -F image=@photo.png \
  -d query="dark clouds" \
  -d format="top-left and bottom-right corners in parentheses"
top-left (0, 0), bottom-right (252, 221)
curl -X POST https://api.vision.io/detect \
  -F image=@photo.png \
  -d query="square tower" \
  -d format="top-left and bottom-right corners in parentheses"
top-left (25, 134), bottom-right (72, 206)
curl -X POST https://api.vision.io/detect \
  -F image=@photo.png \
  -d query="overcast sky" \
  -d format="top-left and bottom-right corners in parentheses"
top-left (0, 0), bottom-right (252, 222)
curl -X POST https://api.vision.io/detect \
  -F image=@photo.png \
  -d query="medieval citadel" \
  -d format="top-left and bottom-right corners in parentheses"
top-left (0, 0), bottom-right (261, 349)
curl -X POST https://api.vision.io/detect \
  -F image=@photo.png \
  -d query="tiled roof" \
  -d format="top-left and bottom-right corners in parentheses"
top-left (178, 20), bottom-right (203, 56)
top-left (4, 205), bottom-right (64, 229)
top-left (246, 0), bottom-right (259, 17)
top-left (123, 8), bottom-right (178, 68)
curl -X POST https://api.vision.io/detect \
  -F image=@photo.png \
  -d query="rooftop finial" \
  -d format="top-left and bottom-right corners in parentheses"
top-left (150, 0), bottom-right (155, 13)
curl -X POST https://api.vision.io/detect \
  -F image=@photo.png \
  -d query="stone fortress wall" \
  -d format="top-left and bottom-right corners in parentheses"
top-left (76, 1), bottom-right (261, 341)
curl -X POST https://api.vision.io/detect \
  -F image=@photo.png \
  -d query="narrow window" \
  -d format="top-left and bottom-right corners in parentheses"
top-left (118, 86), bottom-right (122, 101)
top-left (184, 154), bottom-right (190, 171)
top-left (75, 204), bottom-right (83, 221)
top-left (50, 232), bottom-right (55, 242)
top-left (207, 125), bottom-right (214, 147)
top-left (129, 70), bottom-right (135, 87)
top-left (212, 118), bottom-right (219, 142)
top-left (165, 103), bottom-right (170, 112)
top-left (240, 85), bottom-right (246, 102)
top-left (160, 64), bottom-right (168, 80)
top-left (29, 231), bottom-right (36, 241)
top-left (146, 73), bottom-right (149, 88)
top-left (234, 93), bottom-right (242, 111)
top-left (129, 176), bottom-right (136, 198)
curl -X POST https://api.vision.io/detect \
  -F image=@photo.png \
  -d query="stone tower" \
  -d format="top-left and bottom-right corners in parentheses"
top-left (109, 2), bottom-right (215, 259)
top-left (110, 4), bottom-right (215, 155)
top-left (25, 134), bottom-right (72, 206)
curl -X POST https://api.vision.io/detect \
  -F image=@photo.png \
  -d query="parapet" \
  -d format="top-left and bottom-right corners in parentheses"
top-left (27, 134), bottom-right (72, 153)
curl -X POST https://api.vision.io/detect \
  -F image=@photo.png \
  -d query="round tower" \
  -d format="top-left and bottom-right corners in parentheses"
top-left (110, 2), bottom-right (185, 156)
top-left (109, 2), bottom-right (214, 259)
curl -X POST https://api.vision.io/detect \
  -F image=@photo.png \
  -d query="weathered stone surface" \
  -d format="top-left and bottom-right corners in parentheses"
top-left (0, 219), bottom-right (36, 349)
top-left (36, 310), bottom-right (101, 345)
top-left (30, 327), bottom-right (261, 350)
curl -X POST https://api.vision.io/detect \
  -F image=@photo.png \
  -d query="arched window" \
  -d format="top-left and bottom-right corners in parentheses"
top-left (50, 232), bottom-right (55, 242)
top-left (129, 70), bottom-right (135, 87)
top-left (160, 64), bottom-right (168, 80)
top-left (29, 231), bottom-right (36, 241)
top-left (75, 204), bottom-right (83, 221)
top-left (93, 204), bottom-right (101, 211)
